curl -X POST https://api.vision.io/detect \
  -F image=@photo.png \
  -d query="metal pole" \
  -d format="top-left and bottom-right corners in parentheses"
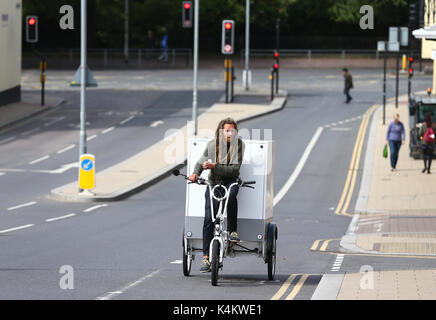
top-left (395, 51), bottom-right (399, 108)
top-left (192, 0), bottom-right (199, 136)
top-left (276, 18), bottom-right (280, 94)
top-left (124, 0), bottom-right (129, 64)
top-left (383, 51), bottom-right (387, 125)
top-left (79, 0), bottom-right (87, 159)
top-left (244, 0), bottom-right (250, 91)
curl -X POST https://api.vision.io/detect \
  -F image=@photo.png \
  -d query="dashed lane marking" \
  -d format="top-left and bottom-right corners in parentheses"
top-left (45, 213), bottom-right (76, 222)
top-left (7, 201), bottom-right (37, 211)
top-left (0, 224), bottom-right (34, 234)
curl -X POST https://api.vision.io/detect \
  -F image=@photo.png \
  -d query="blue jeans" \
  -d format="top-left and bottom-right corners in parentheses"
top-left (388, 140), bottom-right (402, 169)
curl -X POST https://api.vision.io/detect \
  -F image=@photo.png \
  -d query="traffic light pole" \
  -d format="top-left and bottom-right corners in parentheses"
top-left (383, 51), bottom-right (387, 126)
top-left (192, 0), bottom-right (199, 136)
top-left (79, 0), bottom-right (88, 164)
top-left (244, 0), bottom-right (250, 91)
top-left (395, 51), bottom-right (399, 109)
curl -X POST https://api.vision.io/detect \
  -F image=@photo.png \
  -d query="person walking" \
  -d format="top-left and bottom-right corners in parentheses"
top-left (343, 68), bottom-right (353, 103)
top-left (419, 113), bottom-right (436, 174)
top-left (385, 113), bottom-right (405, 171)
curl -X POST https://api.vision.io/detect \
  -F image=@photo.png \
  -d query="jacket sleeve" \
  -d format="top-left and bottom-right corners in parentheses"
top-left (386, 123), bottom-right (392, 140)
top-left (212, 141), bottom-right (245, 178)
top-left (192, 143), bottom-right (211, 176)
top-left (401, 122), bottom-right (406, 140)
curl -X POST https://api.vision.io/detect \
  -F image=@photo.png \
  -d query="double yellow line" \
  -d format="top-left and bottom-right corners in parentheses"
top-left (271, 274), bottom-right (312, 300)
top-left (335, 104), bottom-right (379, 217)
top-left (310, 238), bottom-right (340, 252)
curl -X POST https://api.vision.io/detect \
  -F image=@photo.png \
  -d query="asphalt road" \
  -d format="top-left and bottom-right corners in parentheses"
top-left (0, 68), bottom-right (433, 300)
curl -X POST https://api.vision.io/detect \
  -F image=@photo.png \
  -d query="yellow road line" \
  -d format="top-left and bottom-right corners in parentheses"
top-left (285, 274), bottom-right (309, 300)
top-left (341, 115), bottom-right (369, 215)
top-left (271, 274), bottom-right (298, 300)
top-left (319, 239), bottom-right (334, 251)
top-left (335, 113), bottom-right (366, 215)
top-left (310, 239), bottom-right (322, 251)
top-left (335, 104), bottom-right (379, 217)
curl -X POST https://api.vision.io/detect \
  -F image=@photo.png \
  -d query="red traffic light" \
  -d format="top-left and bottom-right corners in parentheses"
top-left (225, 22), bottom-right (232, 30)
top-left (274, 63), bottom-right (279, 69)
top-left (28, 17), bottom-right (36, 25)
top-left (274, 52), bottom-right (279, 58)
top-left (409, 57), bottom-right (414, 63)
top-left (184, 2), bottom-right (191, 9)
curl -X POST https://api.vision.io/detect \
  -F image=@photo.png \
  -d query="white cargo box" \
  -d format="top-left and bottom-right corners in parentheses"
top-left (184, 138), bottom-right (274, 242)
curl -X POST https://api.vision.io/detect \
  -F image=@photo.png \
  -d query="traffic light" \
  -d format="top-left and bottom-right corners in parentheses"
top-left (273, 63), bottom-right (279, 73)
top-left (273, 50), bottom-right (279, 63)
top-left (409, 57), bottom-right (414, 79)
top-left (182, 1), bottom-right (192, 28)
top-left (222, 20), bottom-right (235, 55)
top-left (25, 16), bottom-right (38, 43)
top-left (409, 3), bottom-right (418, 28)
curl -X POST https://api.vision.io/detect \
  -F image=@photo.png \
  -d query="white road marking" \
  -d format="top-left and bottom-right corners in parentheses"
top-left (7, 201), bottom-right (37, 211)
top-left (29, 155), bottom-right (50, 165)
top-left (150, 120), bottom-right (164, 128)
top-left (87, 134), bottom-right (97, 141)
top-left (331, 254), bottom-right (345, 272)
top-left (45, 213), bottom-right (76, 222)
top-left (0, 172), bottom-right (5, 176)
top-left (0, 224), bottom-right (34, 234)
top-left (273, 127), bottom-right (324, 207)
top-left (0, 136), bottom-right (16, 144)
top-left (96, 270), bottom-right (160, 300)
top-left (57, 144), bottom-right (75, 154)
top-left (50, 162), bottom-right (78, 174)
top-left (120, 115), bottom-right (135, 125)
top-left (330, 127), bottom-right (352, 131)
top-left (101, 126), bottom-right (115, 134)
top-left (22, 128), bottom-right (41, 136)
top-left (83, 204), bottom-right (108, 213)
top-left (43, 116), bottom-right (65, 127)
top-left (170, 260), bottom-right (183, 264)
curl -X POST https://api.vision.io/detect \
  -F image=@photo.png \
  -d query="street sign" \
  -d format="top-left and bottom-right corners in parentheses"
top-left (377, 41), bottom-right (386, 52)
top-left (389, 27), bottom-right (399, 43)
top-left (400, 27), bottom-right (409, 46)
top-left (388, 42), bottom-right (400, 52)
top-left (79, 154), bottom-right (95, 190)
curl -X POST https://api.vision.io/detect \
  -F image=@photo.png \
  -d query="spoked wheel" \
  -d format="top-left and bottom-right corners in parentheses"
top-left (266, 223), bottom-right (278, 281)
top-left (182, 242), bottom-right (192, 277)
top-left (211, 240), bottom-right (220, 286)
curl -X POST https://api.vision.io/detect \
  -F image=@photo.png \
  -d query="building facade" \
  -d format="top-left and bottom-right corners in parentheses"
top-left (0, 0), bottom-right (22, 107)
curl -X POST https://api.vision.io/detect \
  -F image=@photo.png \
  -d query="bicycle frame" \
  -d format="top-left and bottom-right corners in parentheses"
top-left (207, 181), bottom-right (240, 264)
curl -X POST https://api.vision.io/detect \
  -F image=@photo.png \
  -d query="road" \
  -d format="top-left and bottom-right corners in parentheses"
top-left (0, 68), bottom-right (433, 300)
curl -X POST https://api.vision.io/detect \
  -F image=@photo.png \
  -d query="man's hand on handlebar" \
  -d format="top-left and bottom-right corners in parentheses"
top-left (188, 174), bottom-right (199, 182)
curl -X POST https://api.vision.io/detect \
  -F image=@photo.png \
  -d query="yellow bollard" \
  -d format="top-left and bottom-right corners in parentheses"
top-left (402, 54), bottom-right (407, 73)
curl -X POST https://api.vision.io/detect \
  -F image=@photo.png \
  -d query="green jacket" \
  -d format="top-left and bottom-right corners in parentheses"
top-left (345, 74), bottom-right (353, 89)
top-left (193, 138), bottom-right (245, 185)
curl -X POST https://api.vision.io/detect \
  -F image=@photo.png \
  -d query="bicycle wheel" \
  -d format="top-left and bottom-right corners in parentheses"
top-left (211, 240), bottom-right (220, 286)
top-left (182, 240), bottom-right (192, 277)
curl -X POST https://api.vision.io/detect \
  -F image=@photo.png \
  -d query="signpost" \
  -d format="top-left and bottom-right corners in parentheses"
top-left (79, 154), bottom-right (95, 191)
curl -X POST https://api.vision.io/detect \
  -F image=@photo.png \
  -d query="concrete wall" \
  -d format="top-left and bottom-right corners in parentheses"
top-left (0, 0), bottom-right (22, 106)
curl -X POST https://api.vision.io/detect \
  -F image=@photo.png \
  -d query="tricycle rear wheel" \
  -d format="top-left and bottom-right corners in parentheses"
top-left (211, 240), bottom-right (220, 286)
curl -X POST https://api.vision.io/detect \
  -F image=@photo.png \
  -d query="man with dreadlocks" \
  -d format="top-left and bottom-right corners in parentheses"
top-left (189, 117), bottom-right (245, 273)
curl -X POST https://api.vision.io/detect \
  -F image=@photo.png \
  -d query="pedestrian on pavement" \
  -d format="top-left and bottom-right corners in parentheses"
top-left (189, 118), bottom-right (245, 273)
top-left (385, 113), bottom-right (405, 171)
top-left (157, 33), bottom-right (168, 63)
top-left (343, 68), bottom-right (353, 103)
top-left (419, 113), bottom-right (436, 174)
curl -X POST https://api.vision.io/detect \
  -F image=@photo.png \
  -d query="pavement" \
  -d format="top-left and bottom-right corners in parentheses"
top-left (313, 92), bottom-right (436, 300)
top-left (0, 92), bottom-right (65, 131)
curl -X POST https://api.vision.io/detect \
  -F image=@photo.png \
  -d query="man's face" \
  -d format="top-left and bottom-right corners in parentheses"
top-left (222, 124), bottom-right (236, 143)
